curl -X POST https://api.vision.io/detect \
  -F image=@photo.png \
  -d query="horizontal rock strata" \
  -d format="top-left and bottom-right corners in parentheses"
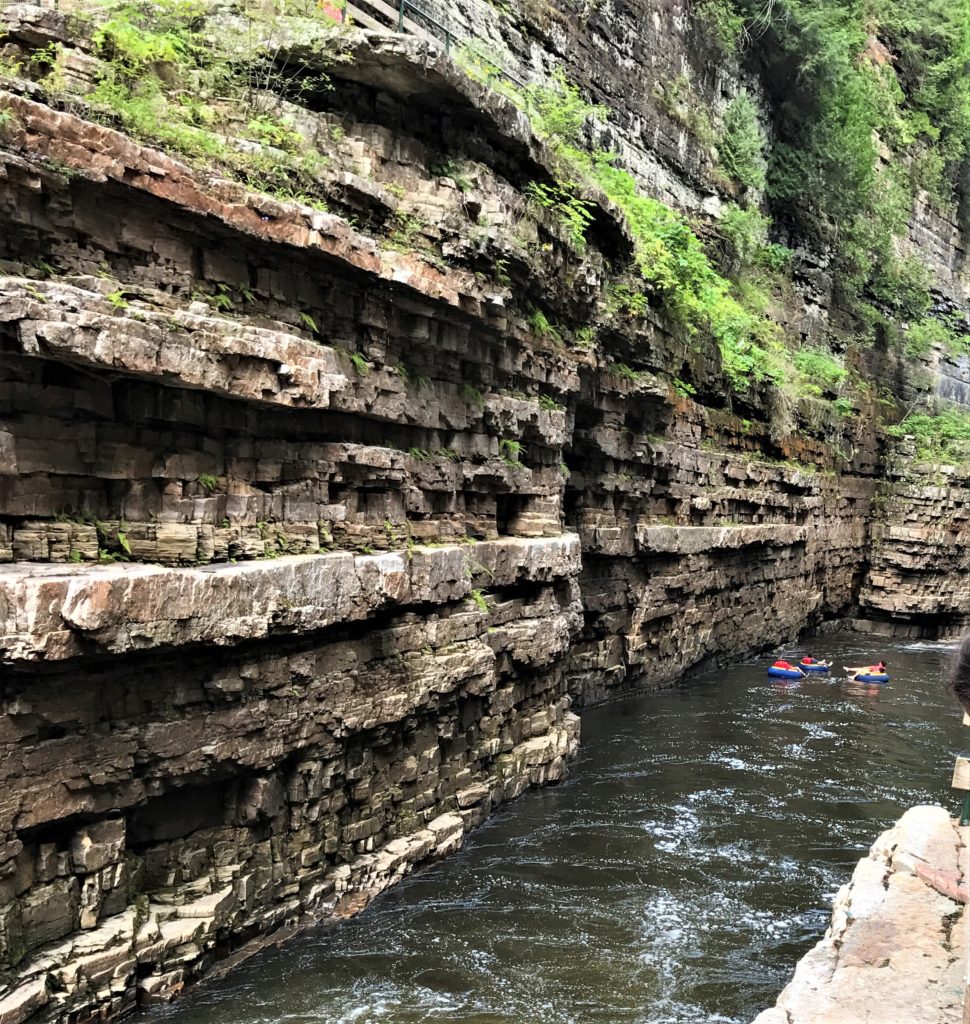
top-left (858, 460), bottom-right (970, 636)
top-left (0, 541), bottom-right (582, 1022)
top-left (0, 2), bottom-right (968, 1021)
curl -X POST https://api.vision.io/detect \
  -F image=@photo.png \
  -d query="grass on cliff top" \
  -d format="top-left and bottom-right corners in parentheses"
top-left (7, 0), bottom-right (350, 207)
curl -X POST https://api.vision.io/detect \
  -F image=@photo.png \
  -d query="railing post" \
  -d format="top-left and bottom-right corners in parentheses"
top-left (397, 0), bottom-right (405, 32)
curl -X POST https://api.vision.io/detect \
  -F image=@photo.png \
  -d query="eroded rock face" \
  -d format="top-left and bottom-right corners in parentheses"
top-left (751, 807), bottom-right (968, 1024)
top-left (857, 458), bottom-right (970, 636)
top-left (0, 2), bottom-right (967, 1020)
top-left (0, 549), bottom-right (582, 1021)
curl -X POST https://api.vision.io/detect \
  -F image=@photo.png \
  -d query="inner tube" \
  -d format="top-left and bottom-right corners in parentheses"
top-left (800, 663), bottom-right (830, 673)
top-left (853, 673), bottom-right (889, 683)
top-left (767, 666), bottom-right (804, 679)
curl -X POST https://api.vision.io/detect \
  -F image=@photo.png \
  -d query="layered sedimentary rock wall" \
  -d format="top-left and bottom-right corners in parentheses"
top-left (858, 456), bottom-right (970, 635)
top-left (0, 541), bottom-right (581, 1021)
top-left (0, 1), bottom-right (968, 1020)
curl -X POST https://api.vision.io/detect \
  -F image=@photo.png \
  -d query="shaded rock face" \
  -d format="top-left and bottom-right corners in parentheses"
top-left (0, 4), bottom-right (967, 1021)
top-left (857, 458), bottom-right (970, 636)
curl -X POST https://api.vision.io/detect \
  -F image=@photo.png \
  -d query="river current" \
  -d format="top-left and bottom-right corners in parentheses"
top-left (151, 632), bottom-right (965, 1024)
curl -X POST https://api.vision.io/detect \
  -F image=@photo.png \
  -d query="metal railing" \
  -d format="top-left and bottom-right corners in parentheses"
top-left (396, 0), bottom-right (525, 89)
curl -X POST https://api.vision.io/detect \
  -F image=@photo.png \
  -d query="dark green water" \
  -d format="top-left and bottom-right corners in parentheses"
top-left (152, 633), bottom-right (965, 1024)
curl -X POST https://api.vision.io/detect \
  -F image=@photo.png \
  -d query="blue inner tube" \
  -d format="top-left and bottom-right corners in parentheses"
top-left (800, 663), bottom-right (830, 673)
top-left (853, 673), bottom-right (889, 683)
top-left (767, 666), bottom-right (804, 679)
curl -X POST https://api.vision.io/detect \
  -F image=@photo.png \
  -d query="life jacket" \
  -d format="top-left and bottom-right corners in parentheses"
top-left (773, 661), bottom-right (793, 670)
top-left (800, 658), bottom-right (815, 665)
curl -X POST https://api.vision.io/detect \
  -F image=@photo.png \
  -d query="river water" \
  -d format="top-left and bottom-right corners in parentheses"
top-left (151, 633), bottom-right (965, 1024)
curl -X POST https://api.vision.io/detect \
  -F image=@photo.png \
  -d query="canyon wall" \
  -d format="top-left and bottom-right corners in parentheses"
top-left (0, 2), bottom-right (968, 1021)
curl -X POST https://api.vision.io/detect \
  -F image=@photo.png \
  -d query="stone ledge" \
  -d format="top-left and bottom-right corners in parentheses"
top-left (0, 279), bottom-right (571, 442)
top-left (635, 523), bottom-right (808, 555)
top-left (0, 93), bottom-right (491, 318)
top-left (0, 276), bottom-right (348, 410)
top-left (752, 806), bottom-right (968, 1024)
top-left (0, 533), bottom-right (581, 661)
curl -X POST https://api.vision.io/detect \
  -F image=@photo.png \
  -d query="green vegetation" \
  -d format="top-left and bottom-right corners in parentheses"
top-left (888, 407), bottom-right (970, 461)
top-left (461, 383), bottom-right (485, 408)
top-left (904, 317), bottom-right (969, 358)
top-left (348, 352), bottom-right (370, 375)
top-left (524, 180), bottom-right (594, 251)
top-left (719, 92), bottom-right (766, 190)
top-left (472, 68), bottom-right (794, 392)
top-left (718, 204), bottom-right (772, 268)
top-left (526, 307), bottom-right (562, 343)
top-left (791, 348), bottom-right (847, 396)
top-left (499, 438), bottom-right (524, 465)
top-left (610, 362), bottom-right (642, 383)
top-left (700, 0), bottom-right (970, 317)
top-left (386, 212), bottom-right (426, 251)
top-left (14, 0), bottom-right (351, 206)
top-left (690, 0), bottom-right (745, 56)
top-left (299, 311), bottom-right (320, 334)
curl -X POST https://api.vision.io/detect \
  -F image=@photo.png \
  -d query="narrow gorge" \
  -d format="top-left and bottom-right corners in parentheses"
top-left (0, 0), bottom-right (968, 1021)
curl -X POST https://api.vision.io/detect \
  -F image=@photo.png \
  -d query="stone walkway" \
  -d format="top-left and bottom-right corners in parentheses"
top-left (753, 806), bottom-right (968, 1024)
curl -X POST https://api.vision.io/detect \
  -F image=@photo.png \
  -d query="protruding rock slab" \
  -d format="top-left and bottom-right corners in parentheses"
top-left (0, 533), bottom-right (582, 661)
top-left (752, 805), bottom-right (968, 1024)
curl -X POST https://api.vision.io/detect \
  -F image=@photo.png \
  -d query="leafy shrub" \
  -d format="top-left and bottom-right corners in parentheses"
top-left (524, 180), bottom-right (595, 251)
top-left (792, 347), bottom-right (847, 394)
top-left (869, 254), bottom-right (932, 318)
top-left (757, 242), bottom-right (794, 274)
top-left (522, 67), bottom-right (607, 148)
top-left (719, 204), bottom-right (769, 266)
top-left (904, 317), bottom-right (969, 358)
top-left (719, 92), bottom-right (766, 190)
top-left (888, 407), bottom-right (970, 461)
top-left (691, 0), bottom-right (745, 55)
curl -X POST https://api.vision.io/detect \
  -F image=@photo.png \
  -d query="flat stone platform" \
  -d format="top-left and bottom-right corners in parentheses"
top-left (753, 805), bottom-right (968, 1024)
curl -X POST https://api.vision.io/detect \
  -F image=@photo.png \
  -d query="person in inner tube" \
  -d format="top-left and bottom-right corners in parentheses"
top-left (847, 661), bottom-right (887, 677)
top-left (772, 659), bottom-right (806, 676)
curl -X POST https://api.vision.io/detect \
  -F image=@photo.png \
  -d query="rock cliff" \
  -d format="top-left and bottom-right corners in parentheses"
top-left (0, 0), bottom-right (968, 1020)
